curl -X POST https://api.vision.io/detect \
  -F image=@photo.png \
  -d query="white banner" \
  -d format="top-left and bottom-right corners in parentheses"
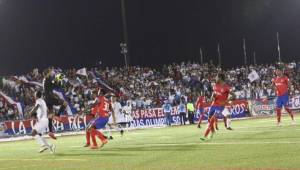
top-left (289, 95), bottom-right (300, 110)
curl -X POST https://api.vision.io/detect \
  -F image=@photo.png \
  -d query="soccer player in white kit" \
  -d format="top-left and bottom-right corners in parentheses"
top-left (29, 91), bottom-right (56, 154)
top-left (122, 101), bottom-right (134, 129)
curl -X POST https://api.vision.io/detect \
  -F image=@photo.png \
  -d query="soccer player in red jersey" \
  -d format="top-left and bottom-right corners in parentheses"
top-left (272, 69), bottom-right (295, 126)
top-left (196, 91), bottom-right (206, 128)
top-left (84, 89), bottom-right (116, 149)
top-left (200, 73), bottom-right (235, 141)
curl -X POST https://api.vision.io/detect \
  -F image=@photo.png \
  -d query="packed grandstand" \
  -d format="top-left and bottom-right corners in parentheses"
top-left (0, 61), bottom-right (299, 123)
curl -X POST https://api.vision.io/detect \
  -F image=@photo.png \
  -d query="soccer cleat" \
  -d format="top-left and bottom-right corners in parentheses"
top-left (39, 147), bottom-right (49, 153)
top-left (100, 139), bottom-right (108, 148)
top-left (48, 132), bottom-right (57, 140)
top-left (277, 122), bottom-right (282, 127)
top-left (90, 145), bottom-right (99, 150)
top-left (200, 137), bottom-right (208, 141)
top-left (120, 130), bottom-right (124, 136)
top-left (226, 127), bottom-right (233, 130)
top-left (291, 120), bottom-right (296, 125)
top-left (109, 136), bottom-right (114, 140)
top-left (49, 144), bottom-right (56, 154)
top-left (83, 143), bottom-right (90, 147)
top-left (197, 124), bottom-right (201, 128)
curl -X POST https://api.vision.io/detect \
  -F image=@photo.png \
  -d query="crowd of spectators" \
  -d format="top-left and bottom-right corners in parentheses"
top-left (0, 61), bottom-right (299, 121)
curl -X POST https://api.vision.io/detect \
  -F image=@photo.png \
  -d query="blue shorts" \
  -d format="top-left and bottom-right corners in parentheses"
top-left (208, 106), bottom-right (225, 118)
top-left (276, 93), bottom-right (289, 108)
top-left (197, 108), bottom-right (205, 115)
top-left (87, 117), bottom-right (109, 129)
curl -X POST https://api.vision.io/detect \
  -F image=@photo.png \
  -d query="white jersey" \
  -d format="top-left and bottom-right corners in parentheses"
top-left (111, 101), bottom-right (124, 123)
top-left (122, 105), bottom-right (132, 114)
top-left (122, 105), bottom-right (133, 122)
top-left (35, 98), bottom-right (48, 121)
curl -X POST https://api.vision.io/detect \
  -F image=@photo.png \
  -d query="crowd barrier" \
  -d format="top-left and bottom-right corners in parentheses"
top-left (1, 96), bottom-right (299, 136)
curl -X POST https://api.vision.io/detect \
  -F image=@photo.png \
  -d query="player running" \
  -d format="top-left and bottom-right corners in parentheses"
top-left (196, 91), bottom-right (206, 128)
top-left (200, 73), bottom-right (235, 141)
top-left (43, 69), bottom-right (68, 140)
top-left (84, 89), bottom-right (116, 149)
top-left (29, 91), bottom-right (56, 154)
top-left (272, 69), bottom-right (295, 126)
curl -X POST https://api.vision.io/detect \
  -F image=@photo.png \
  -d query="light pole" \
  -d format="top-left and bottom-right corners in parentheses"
top-left (121, 0), bottom-right (130, 67)
top-left (200, 47), bottom-right (203, 65)
top-left (120, 42), bottom-right (128, 69)
top-left (253, 51), bottom-right (256, 65)
top-left (217, 43), bottom-right (221, 67)
top-left (243, 38), bottom-right (247, 65)
top-left (277, 32), bottom-right (281, 62)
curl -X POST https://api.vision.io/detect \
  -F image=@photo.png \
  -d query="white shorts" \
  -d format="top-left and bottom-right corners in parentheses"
top-left (222, 108), bottom-right (231, 117)
top-left (33, 118), bottom-right (49, 134)
top-left (125, 114), bottom-right (133, 122)
top-left (108, 115), bottom-right (114, 124)
top-left (108, 114), bottom-right (124, 124)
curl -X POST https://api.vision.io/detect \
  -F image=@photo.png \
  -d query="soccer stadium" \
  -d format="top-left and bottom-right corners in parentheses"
top-left (0, 1), bottom-right (300, 170)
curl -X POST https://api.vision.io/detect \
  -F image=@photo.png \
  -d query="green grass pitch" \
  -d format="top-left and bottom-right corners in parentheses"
top-left (0, 116), bottom-right (300, 170)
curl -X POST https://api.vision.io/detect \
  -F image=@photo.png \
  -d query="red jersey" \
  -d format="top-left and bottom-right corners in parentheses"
top-left (91, 96), bottom-right (111, 117)
top-left (196, 96), bottom-right (206, 109)
top-left (272, 76), bottom-right (289, 96)
top-left (97, 96), bottom-right (111, 117)
top-left (212, 83), bottom-right (231, 107)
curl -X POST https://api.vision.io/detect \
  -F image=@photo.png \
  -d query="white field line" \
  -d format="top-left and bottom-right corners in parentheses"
top-left (218, 129), bottom-right (300, 134)
top-left (0, 165), bottom-right (40, 170)
top-left (67, 140), bottom-right (300, 149)
top-left (0, 158), bottom-right (87, 161)
top-left (68, 140), bottom-right (300, 148)
top-left (122, 141), bottom-right (300, 147)
top-left (233, 124), bottom-right (299, 130)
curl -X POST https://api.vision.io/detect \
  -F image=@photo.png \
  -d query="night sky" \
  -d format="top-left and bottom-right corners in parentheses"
top-left (0, 0), bottom-right (300, 75)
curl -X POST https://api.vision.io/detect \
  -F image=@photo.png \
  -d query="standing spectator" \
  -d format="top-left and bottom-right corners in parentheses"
top-left (186, 100), bottom-right (195, 124)
top-left (177, 101), bottom-right (187, 125)
top-left (162, 101), bottom-right (172, 126)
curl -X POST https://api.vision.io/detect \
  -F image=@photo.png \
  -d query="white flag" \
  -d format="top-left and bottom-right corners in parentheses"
top-left (0, 91), bottom-right (23, 116)
top-left (76, 68), bottom-right (87, 77)
top-left (248, 70), bottom-right (260, 82)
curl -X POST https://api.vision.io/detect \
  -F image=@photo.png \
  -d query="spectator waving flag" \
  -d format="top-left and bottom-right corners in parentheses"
top-left (52, 88), bottom-right (77, 116)
top-left (76, 68), bottom-right (88, 77)
top-left (13, 76), bottom-right (43, 88)
top-left (248, 70), bottom-right (260, 82)
top-left (89, 71), bottom-right (115, 92)
top-left (0, 91), bottom-right (24, 117)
